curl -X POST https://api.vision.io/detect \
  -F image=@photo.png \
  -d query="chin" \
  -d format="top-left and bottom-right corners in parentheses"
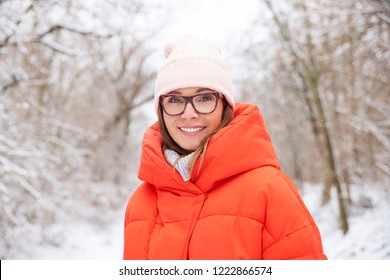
top-left (182, 146), bottom-right (197, 152)
top-left (179, 143), bottom-right (199, 152)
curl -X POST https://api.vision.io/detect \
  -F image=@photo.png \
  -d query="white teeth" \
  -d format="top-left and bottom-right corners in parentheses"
top-left (180, 127), bottom-right (203, 133)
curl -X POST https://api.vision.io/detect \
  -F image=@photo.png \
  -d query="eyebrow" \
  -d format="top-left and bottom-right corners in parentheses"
top-left (168, 88), bottom-right (212, 95)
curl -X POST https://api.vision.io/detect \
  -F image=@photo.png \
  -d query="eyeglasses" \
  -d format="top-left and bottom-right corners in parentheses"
top-left (160, 92), bottom-right (223, 116)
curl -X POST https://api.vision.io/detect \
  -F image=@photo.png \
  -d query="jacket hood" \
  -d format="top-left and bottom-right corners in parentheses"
top-left (138, 103), bottom-right (280, 195)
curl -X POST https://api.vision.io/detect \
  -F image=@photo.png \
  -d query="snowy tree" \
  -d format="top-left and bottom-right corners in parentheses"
top-left (0, 0), bottom-right (162, 258)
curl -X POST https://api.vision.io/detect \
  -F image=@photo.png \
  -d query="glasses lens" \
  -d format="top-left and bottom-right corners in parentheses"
top-left (162, 95), bottom-right (186, 115)
top-left (193, 93), bottom-right (218, 113)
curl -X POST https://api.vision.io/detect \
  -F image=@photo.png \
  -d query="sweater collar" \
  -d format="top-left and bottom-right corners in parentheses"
top-left (164, 149), bottom-right (193, 182)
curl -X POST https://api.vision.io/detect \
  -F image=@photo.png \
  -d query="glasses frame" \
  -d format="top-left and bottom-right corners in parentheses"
top-left (159, 92), bottom-right (223, 116)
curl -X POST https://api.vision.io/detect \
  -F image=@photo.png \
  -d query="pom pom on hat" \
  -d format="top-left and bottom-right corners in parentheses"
top-left (154, 35), bottom-right (235, 112)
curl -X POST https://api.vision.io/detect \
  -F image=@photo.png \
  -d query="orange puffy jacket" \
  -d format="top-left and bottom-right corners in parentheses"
top-left (124, 103), bottom-right (327, 260)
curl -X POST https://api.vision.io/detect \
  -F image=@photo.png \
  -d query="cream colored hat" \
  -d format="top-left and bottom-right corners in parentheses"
top-left (154, 35), bottom-right (235, 112)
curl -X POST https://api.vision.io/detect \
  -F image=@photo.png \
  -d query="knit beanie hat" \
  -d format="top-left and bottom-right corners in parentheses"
top-left (154, 35), bottom-right (235, 112)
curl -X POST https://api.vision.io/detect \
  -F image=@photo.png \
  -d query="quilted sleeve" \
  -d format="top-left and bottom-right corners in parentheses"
top-left (260, 168), bottom-right (327, 260)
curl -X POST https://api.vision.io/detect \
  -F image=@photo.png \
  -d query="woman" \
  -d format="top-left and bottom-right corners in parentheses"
top-left (123, 35), bottom-right (327, 260)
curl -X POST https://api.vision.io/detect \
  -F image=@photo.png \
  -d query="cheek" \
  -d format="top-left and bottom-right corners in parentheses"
top-left (208, 107), bottom-right (224, 130)
top-left (163, 115), bottom-right (176, 135)
top-left (208, 119), bottom-right (220, 131)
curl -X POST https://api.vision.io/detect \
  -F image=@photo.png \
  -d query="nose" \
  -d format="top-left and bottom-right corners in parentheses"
top-left (181, 102), bottom-right (198, 119)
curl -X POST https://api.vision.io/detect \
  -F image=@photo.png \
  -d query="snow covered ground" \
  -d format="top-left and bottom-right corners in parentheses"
top-left (7, 182), bottom-right (390, 260)
top-left (303, 183), bottom-right (390, 259)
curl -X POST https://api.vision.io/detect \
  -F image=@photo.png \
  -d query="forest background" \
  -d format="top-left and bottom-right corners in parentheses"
top-left (1, 0), bottom-right (389, 259)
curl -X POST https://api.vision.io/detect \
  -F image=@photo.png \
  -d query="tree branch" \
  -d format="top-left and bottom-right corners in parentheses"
top-left (0, 75), bottom-right (18, 95)
top-left (35, 24), bottom-right (113, 41)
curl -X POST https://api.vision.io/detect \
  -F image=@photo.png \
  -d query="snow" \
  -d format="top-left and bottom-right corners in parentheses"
top-left (302, 183), bottom-right (390, 259)
top-left (26, 211), bottom-right (125, 260)
top-left (13, 181), bottom-right (390, 260)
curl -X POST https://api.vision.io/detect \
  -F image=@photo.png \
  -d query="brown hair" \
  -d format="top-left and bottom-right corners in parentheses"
top-left (158, 99), bottom-right (234, 177)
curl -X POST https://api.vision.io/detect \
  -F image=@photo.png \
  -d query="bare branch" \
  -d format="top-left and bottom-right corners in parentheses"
top-left (33, 37), bottom-right (78, 56)
top-left (0, 75), bottom-right (18, 95)
top-left (0, 2), bottom-right (33, 49)
top-left (35, 24), bottom-right (113, 41)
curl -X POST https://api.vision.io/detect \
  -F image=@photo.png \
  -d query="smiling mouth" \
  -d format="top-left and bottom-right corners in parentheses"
top-left (179, 127), bottom-right (205, 133)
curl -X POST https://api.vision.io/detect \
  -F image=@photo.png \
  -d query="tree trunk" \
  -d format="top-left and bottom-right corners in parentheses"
top-left (310, 75), bottom-right (349, 234)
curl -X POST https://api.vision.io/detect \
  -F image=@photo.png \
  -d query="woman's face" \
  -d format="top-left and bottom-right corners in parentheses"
top-left (162, 87), bottom-right (224, 151)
